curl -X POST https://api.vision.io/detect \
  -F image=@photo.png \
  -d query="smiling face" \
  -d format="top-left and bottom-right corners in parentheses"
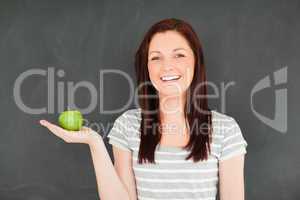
top-left (147, 31), bottom-right (195, 97)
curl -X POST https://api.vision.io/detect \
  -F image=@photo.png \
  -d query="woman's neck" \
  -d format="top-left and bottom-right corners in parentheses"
top-left (158, 92), bottom-right (188, 135)
top-left (159, 92), bottom-right (185, 119)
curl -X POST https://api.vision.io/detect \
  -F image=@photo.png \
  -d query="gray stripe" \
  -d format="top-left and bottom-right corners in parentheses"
top-left (137, 187), bottom-right (217, 199)
top-left (133, 169), bottom-right (218, 180)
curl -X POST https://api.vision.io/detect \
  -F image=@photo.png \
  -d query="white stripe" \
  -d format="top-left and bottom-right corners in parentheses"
top-left (223, 141), bottom-right (246, 151)
top-left (125, 115), bottom-right (141, 120)
top-left (135, 176), bottom-right (218, 183)
top-left (111, 126), bottom-right (124, 135)
top-left (131, 143), bottom-right (221, 149)
top-left (133, 167), bottom-right (218, 173)
top-left (220, 149), bottom-right (246, 161)
top-left (127, 127), bottom-right (140, 133)
top-left (131, 146), bottom-right (220, 155)
top-left (211, 143), bottom-right (221, 148)
top-left (129, 137), bottom-right (141, 141)
top-left (212, 134), bottom-right (223, 138)
top-left (223, 132), bottom-right (240, 143)
top-left (117, 119), bottom-right (132, 130)
top-left (131, 147), bottom-right (190, 155)
top-left (110, 126), bottom-right (134, 140)
top-left (132, 156), bottom-right (217, 164)
top-left (107, 135), bottom-right (127, 146)
top-left (212, 126), bottom-right (234, 131)
top-left (153, 150), bottom-right (190, 155)
top-left (130, 138), bottom-right (221, 147)
top-left (212, 118), bottom-right (233, 122)
top-left (138, 196), bottom-right (215, 200)
top-left (137, 186), bottom-right (217, 193)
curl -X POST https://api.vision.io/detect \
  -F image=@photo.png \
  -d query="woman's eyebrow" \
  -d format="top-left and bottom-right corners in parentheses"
top-left (149, 48), bottom-right (187, 55)
top-left (149, 50), bottom-right (161, 55)
top-left (173, 47), bottom-right (187, 52)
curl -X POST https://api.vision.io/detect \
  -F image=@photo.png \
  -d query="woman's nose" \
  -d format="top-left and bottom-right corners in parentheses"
top-left (161, 58), bottom-right (175, 71)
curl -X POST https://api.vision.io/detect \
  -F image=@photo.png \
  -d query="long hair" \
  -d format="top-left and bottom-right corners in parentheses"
top-left (135, 18), bottom-right (213, 164)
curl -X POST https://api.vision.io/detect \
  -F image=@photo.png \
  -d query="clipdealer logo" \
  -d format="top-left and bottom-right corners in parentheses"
top-left (13, 67), bottom-right (134, 115)
top-left (13, 66), bottom-right (288, 134)
top-left (250, 67), bottom-right (288, 133)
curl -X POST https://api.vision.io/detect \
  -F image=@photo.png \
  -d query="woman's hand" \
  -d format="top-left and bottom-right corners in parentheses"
top-left (39, 120), bottom-right (102, 146)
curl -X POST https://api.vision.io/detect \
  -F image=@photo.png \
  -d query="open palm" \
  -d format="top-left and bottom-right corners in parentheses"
top-left (39, 120), bottom-right (100, 145)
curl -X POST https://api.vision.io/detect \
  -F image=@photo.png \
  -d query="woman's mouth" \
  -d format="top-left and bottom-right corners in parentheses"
top-left (160, 75), bottom-right (182, 82)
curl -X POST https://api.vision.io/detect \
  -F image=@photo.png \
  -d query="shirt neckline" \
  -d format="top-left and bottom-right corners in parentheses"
top-left (154, 110), bottom-right (217, 152)
top-left (156, 144), bottom-right (189, 152)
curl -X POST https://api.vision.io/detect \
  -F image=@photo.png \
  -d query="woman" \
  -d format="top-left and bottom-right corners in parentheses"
top-left (40, 18), bottom-right (248, 200)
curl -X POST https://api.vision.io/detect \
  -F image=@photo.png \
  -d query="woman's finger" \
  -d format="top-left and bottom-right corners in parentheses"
top-left (40, 120), bottom-right (69, 139)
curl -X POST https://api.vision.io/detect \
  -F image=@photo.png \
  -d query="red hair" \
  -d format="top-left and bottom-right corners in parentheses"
top-left (135, 18), bottom-right (213, 163)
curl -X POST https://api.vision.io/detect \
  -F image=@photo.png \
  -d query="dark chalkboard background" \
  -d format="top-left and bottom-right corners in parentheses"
top-left (0, 0), bottom-right (299, 199)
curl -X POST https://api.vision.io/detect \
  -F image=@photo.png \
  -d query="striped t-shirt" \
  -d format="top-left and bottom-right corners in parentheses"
top-left (107, 108), bottom-right (248, 200)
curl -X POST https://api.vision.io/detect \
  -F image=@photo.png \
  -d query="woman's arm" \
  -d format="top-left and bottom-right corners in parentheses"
top-left (219, 154), bottom-right (246, 200)
top-left (89, 138), bottom-right (132, 200)
top-left (111, 146), bottom-right (138, 200)
top-left (39, 120), bottom-right (132, 200)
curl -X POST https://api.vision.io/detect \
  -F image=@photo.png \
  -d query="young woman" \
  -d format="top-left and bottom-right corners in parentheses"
top-left (40, 18), bottom-right (248, 200)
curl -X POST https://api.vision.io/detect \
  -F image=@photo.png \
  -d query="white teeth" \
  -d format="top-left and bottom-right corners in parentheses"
top-left (160, 75), bottom-right (181, 81)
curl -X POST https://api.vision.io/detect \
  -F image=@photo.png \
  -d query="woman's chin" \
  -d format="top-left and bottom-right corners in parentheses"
top-left (158, 87), bottom-right (185, 96)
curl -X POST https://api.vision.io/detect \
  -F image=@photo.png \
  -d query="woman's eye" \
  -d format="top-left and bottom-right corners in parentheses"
top-left (175, 54), bottom-right (185, 58)
top-left (150, 56), bottom-right (160, 61)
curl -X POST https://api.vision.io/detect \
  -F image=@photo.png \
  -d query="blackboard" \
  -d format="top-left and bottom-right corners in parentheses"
top-left (0, 0), bottom-right (299, 199)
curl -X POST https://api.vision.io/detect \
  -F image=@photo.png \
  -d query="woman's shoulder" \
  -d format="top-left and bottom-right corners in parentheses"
top-left (124, 107), bottom-right (142, 115)
top-left (211, 109), bottom-right (234, 122)
top-left (107, 108), bottom-right (142, 152)
top-left (210, 109), bottom-right (248, 161)
top-left (116, 108), bottom-right (142, 130)
top-left (210, 109), bottom-right (240, 145)
top-left (211, 109), bottom-right (244, 136)
top-left (211, 109), bottom-right (238, 130)
top-left (121, 107), bottom-right (142, 120)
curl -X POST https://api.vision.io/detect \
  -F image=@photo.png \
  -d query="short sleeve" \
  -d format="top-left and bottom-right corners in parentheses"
top-left (219, 118), bottom-right (248, 161)
top-left (107, 112), bottom-right (131, 152)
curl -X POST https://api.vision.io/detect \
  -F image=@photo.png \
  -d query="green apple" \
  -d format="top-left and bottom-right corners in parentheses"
top-left (58, 110), bottom-right (83, 131)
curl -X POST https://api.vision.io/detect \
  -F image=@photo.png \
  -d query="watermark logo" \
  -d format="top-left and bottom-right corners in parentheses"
top-left (13, 66), bottom-right (288, 134)
top-left (250, 66), bottom-right (288, 133)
